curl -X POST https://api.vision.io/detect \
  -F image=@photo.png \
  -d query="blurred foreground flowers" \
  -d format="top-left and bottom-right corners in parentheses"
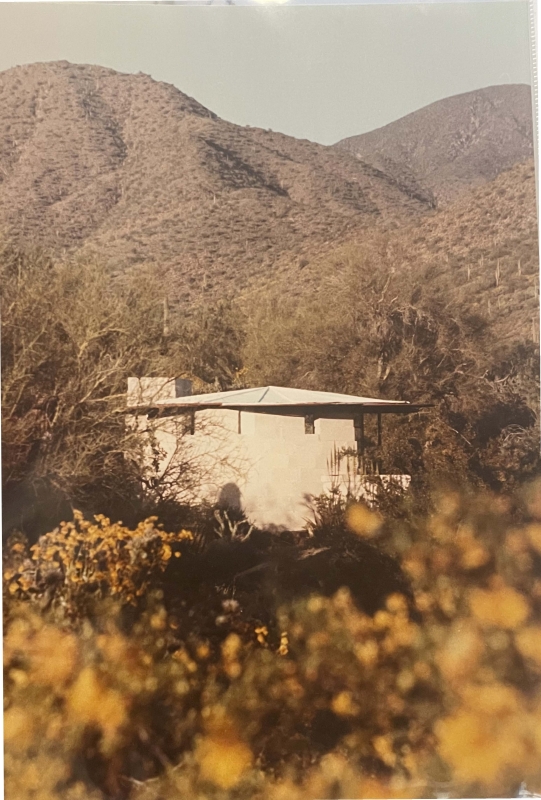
top-left (4, 484), bottom-right (541, 799)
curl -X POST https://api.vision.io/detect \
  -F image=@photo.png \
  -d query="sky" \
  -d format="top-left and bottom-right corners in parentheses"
top-left (0, 1), bottom-right (533, 144)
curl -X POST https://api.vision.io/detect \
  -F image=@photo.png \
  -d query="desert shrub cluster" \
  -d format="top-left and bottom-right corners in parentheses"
top-left (0, 240), bottom-right (242, 539)
top-left (4, 481), bottom-right (541, 800)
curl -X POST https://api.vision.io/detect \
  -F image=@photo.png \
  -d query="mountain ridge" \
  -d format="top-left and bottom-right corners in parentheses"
top-left (0, 60), bottom-right (432, 302)
top-left (0, 62), bottom-right (536, 305)
top-left (335, 84), bottom-right (534, 206)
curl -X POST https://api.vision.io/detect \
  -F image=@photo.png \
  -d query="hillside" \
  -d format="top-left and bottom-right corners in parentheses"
top-left (392, 158), bottom-right (539, 344)
top-left (335, 85), bottom-right (534, 206)
top-left (263, 158), bottom-right (539, 345)
top-left (0, 63), bottom-right (536, 321)
top-left (0, 61), bottom-right (432, 302)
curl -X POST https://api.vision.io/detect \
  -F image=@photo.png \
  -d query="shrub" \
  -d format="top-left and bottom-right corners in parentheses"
top-left (0, 241), bottom-right (246, 538)
top-left (4, 484), bottom-right (541, 799)
top-left (5, 513), bottom-right (192, 619)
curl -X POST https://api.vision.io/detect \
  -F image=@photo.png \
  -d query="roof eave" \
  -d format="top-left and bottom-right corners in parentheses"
top-left (125, 402), bottom-right (433, 417)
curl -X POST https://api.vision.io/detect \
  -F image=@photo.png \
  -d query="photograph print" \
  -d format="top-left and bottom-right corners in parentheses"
top-left (1, 1), bottom-right (541, 798)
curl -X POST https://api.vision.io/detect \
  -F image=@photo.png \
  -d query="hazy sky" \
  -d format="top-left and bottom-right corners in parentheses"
top-left (0, 2), bottom-right (533, 143)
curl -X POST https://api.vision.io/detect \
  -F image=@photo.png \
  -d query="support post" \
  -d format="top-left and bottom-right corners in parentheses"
top-left (376, 413), bottom-right (382, 475)
top-left (355, 413), bottom-right (365, 474)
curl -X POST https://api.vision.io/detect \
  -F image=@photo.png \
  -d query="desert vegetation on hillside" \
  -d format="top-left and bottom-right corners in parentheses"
top-left (0, 64), bottom-right (535, 306)
top-left (336, 84), bottom-right (534, 205)
top-left (0, 61), bottom-right (432, 306)
top-left (242, 234), bottom-right (540, 492)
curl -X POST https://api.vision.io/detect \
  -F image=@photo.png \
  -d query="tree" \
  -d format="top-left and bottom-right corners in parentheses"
top-left (1, 243), bottom-right (196, 535)
top-left (241, 238), bottom-right (540, 490)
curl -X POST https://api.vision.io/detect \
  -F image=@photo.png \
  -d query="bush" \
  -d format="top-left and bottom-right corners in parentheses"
top-left (241, 240), bottom-right (540, 492)
top-left (5, 513), bottom-right (192, 618)
top-left (4, 484), bottom-right (541, 799)
top-left (0, 241), bottom-right (246, 539)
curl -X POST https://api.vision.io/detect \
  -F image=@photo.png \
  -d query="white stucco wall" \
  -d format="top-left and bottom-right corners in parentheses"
top-left (133, 407), bottom-right (409, 530)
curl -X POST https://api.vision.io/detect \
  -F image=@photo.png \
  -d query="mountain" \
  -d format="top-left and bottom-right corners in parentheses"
top-left (263, 158), bottom-right (538, 346)
top-left (0, 61), bottom-right (432, 302)
top-left (0, 64), bottom-right (536, 306)
top-left (335, 85), bottom-right (534, 206)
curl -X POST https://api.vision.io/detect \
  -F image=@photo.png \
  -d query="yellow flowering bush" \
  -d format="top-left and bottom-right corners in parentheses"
top-left (4, 601), bottom-right (210, 799)
top-left (4, 512), bottom-right (192, 616)
top-left (4, 483), bottom-right (541, 799)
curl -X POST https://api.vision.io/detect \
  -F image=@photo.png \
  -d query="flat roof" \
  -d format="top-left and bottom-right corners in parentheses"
top-left (127, 385), bottom-right (431, 416)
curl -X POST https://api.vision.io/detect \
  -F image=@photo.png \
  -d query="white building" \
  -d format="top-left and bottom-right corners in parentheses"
top-left (127, 378), bottom-right (427, 530)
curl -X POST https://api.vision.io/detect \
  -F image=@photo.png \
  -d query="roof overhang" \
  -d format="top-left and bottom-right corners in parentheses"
top-left (127, 401), bottom-right (432, 418)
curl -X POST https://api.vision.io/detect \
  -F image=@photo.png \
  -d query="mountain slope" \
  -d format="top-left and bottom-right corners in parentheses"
top-left (262, 158), bottom-right (538, 345)
top-left (335, 85), bottom-right (534, 206)
top-left (392, 158), bottom-right (539, 344)
top-left (0, 61), bottom-right (432, 302)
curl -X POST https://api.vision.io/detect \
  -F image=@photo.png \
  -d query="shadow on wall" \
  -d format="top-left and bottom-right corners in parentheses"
top-left (217, 482), bottom-right (243, 514)
top-left (217, 482), bottom-right (301, 534)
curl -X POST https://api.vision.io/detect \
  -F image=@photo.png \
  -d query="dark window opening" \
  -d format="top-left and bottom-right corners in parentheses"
top-left (305, 415), bottom-right (315, 434)
top-left (186, 410), bottom-right (195, 435)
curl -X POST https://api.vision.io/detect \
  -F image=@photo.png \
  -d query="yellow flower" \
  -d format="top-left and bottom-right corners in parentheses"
top-left (460, 682), bottom-right (521, 716)
top-left (196, 732), bottom-right (252, 789)
top-left (525, 524), bottom-right (541, 555)
top-left (386, 593), bottom-right (409, 614)
top-left (346, 504), bottom-right (382, 537)
top-left (161, 543), bottom-right (172, 561)
top-left (331, 691), bottom-right (357, 717)
top-left (469, 585), bottom-right (529, 629)
top-left (196, 643), bottom-right (210, 660)
top-left (373, 733), bottom-right (397, 767)
top-left (437, 689), bottom-right (533, 790)
top-left (354, 639), bottom-right (379, 668)
top-left (458, 538), bottom-right (490, 570)
top-left (278, 631), bottom-right (289, 656)
top-left (437, 710), bottom-right (501, 784)
top-left (437, 623), bottom-right (483, 683)
top-left (515, 627), bottom-right (541, 667)
top-left (255, 625), bottom-right (269, 645)
top-left (24, 626), bottom-right (79, 687)
top-left (4, 707), bottom-right (36, 748)
top-left (67, 667), bottom-right (127, 751)
top-left (396, 669), bottom-right (415, 693)
top-left (222, 634), bottom-right (242, 678)
top-left (403, 554), bottom-right (425, 581)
